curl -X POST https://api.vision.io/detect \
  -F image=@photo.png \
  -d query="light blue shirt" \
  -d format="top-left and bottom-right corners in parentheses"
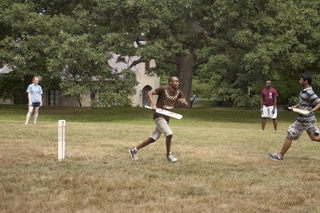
top-left (26, 84), bottom-right (43, 103)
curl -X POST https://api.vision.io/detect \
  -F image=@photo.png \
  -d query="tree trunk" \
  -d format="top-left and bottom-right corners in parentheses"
top-left (176, 54), bottom-right (195, 107)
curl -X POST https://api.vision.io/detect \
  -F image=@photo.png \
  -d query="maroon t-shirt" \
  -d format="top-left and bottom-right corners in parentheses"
top-left (260, 87), bottom-right (278, 107)
top-left (153, 86), bottom-right (185, 122)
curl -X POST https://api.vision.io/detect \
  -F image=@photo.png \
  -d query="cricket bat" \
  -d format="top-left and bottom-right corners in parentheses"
top-left (288, 107), bottom-right (310, 115)
top-left (144, 105), bottom-right (183, 120)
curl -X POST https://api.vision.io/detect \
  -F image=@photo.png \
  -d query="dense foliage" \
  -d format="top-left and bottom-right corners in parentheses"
top-left (0, 0), bottom-right (138, 106)
top-left (1, 0), bottom-right (320, 107)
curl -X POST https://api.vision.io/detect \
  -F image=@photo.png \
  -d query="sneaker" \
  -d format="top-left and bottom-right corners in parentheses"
top-left (166, 153), bottom-right (177, 163)
top-left (268, 153), bottom-right (283, 161)
top-left (129, 147), bottom-right (138, 160)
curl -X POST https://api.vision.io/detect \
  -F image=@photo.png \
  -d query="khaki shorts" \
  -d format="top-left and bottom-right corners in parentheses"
top-left (287, 119), bottom-right (319, 140)
top-left (261, 105), bottom-right (277, 119)
top-left (150, 117), bottom-right (173, 141)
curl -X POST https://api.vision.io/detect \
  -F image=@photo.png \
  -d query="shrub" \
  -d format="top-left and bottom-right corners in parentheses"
top-left (249, 95), bottom-right (261, 111)
top-left (233, 94), bottom-right (261, 110)
top-left (233, 95), bottom-right (250, 109)
top-left (288, 96), bottom-right (299, 106)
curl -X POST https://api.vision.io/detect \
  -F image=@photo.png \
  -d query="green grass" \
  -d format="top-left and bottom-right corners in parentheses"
top-left (0, 102), bottom-right (297, 124)
top-left (1, 103), bottom-right (320, 213)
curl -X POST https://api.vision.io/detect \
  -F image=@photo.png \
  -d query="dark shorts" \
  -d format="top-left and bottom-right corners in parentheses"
top-left (32, 102), bottom-right (41, 107)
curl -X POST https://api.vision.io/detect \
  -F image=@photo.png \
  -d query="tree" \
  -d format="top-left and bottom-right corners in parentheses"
top-left (199, 0), bottom-right (320, 104)
top-left (0, 0), bottom-right (138, 106)
top-left (2, 0), bottom-right (320, 107)
top-left (120, 0), bottom-right (320, 105)
top-left (96, 0), bottom-right (214, 105)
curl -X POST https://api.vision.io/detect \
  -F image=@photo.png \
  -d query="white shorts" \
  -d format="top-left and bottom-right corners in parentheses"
top-left (149, 117), bottom-right (173, 141)
top-left (261, 105), bottom-right (277, 119)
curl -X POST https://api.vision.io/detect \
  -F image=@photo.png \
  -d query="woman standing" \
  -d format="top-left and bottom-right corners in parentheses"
top-left (25, 76), bottom-right (43, 125)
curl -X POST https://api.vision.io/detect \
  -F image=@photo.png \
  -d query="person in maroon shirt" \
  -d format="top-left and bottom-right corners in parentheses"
top-left (129, 76), bottom-right (188, 162)
top-left (260, 80), bottom-right (278, 130)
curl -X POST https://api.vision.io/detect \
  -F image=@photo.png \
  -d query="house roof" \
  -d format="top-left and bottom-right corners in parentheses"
top-left (0, 53), bottom-right (141, 76)
top-left (108, 53), bottom-right (139, 73)
top-left (0, 65), bottom-right (13, 74)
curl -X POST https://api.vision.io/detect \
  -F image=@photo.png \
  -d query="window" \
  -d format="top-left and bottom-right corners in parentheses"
top-left (48, 89), bottom-right (59, 105)
top-left (142, 85), bottom-right (152, 106)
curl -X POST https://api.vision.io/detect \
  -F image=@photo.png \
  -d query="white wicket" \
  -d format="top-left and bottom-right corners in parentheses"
top-left (58, 120), bottom-right (66, 161)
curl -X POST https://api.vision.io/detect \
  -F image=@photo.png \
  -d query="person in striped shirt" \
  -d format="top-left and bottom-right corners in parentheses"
top-left (268, 73), bottom-right (320, 161)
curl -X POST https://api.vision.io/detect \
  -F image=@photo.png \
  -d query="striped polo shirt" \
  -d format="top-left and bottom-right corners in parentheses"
top-left (298, 87), bottom-right (320, 121)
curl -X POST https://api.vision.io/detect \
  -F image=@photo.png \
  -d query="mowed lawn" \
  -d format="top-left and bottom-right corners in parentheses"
top-left (1, 104), bottom-right (320, 213)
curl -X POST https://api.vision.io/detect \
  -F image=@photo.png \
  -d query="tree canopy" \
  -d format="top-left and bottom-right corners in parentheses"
top-left (1, 0), bottom-right (320, 106)
top-left (197, 0), bottom-right (320, 103)
top-left (0, 0), bottom-right (138, 106)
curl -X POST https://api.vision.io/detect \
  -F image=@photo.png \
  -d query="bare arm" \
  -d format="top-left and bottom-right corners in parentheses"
top-left (40, 94), bottom-right (43, 106)
top-left (260, 94), bottom-right (264, 111)
top-left (28, 93), bottom-right (31, 106)
top-left (178, 98), bottom-right (189, 108)
top-left (310, 101), bottom-right (320, 113)
top-left (291, 103), bottom-right (300, 108)
top-left (148, 89), bottom-right (157, 109)
top-left (272, 97), bottom-right (277, 112)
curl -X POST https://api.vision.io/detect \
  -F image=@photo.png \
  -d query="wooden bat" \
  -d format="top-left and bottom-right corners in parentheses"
top-left (288, 107), bottom-right (310, 115)
top-left (144, 106), bottom-right (183, 120)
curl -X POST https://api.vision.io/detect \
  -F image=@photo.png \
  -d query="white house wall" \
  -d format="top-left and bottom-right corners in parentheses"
top-left (0, 99), bottom-right (13, 104)
top-left (0, 56), bottom-right (159, 107)
top-left (130, 59), bottom-right (159, 106)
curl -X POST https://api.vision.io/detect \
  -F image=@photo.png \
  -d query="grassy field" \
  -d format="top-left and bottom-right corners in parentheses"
top-left (1, 103), bottom-right (320, 213)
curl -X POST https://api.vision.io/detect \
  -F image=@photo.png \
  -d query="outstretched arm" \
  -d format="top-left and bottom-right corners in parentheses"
top-left (178, 98), bottom-right (189, 108)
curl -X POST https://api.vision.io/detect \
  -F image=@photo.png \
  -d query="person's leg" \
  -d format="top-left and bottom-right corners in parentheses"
top-left (261, 106), bottom-right (268, 130)
top-left (136, 137), bottom-right (156, 150)
top-left (25, 106), bottom-right (34, 124)
top-left (280, 121), bottom-right (303, 158)
top-left (311, 135), bottom-right (320, 141)
top-left (154, 118), bottom-right (173, 152)
top-left (269, 137), bottom-right (292, 160)
top-left (279, 138), bottom-right (292, 158)
top-left (271, 107), bottom-right (278, 130)
top-left (33, 107), bottom-right (39, 124)
top-left (153, 117), bottom-right (176, 162)
top-left (129, 126), bottom-right (160, 160)
top-left (166, 135), bottom-right (173, 153)
top-left (307, 123), bottom-right (320, 142)
top-left (262, 118), bottom-right (267, 130)
top-left (273, 119), bottom-right (277, 131)
top-left (269, 120), bottom-right (302, 160)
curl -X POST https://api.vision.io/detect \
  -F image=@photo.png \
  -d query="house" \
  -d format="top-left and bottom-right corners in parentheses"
top-left (0, 63), bottom-right (15, 104)
top-left (0, 56), bottom-right (160, 107)
top-left (105, 53), bottom-right (159, 107)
